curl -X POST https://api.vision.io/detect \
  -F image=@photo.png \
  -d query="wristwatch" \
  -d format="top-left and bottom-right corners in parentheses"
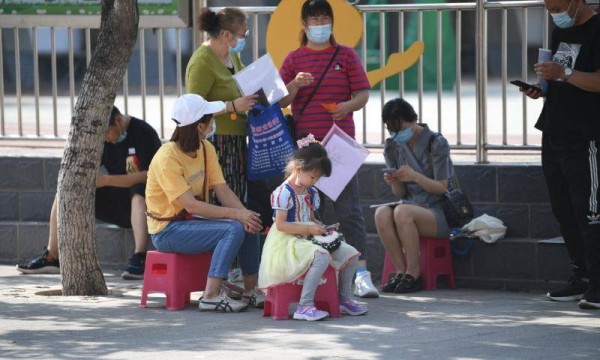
top-left (563, 67), bottom-right (573, 80)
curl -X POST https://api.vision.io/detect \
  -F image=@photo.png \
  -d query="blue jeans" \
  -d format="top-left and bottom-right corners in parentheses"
top-left (151, 219), bottom-right (260, 279)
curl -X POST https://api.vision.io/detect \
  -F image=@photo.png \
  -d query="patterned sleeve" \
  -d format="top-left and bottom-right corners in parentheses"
top-left (310, 186), bottom-right (321, 210)
top-left (271, 184), bottom-right (293, 211)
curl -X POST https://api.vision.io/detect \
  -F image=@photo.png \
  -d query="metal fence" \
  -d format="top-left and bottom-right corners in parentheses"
top-left (0, 1), bottom-right (552, 162)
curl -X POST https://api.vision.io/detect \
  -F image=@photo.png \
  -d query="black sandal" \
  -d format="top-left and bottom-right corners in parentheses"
top-left (394, 274), bottom-right (424, 293)
top-left (382, 273), bottom-right (404, 293)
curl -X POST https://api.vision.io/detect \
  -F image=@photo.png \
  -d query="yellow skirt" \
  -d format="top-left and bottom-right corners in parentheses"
top-left (258, 222), bottom-right (360, 290)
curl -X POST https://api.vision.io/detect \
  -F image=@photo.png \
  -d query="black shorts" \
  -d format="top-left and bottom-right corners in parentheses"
top-left (95, 183), bottom-right (145, 229)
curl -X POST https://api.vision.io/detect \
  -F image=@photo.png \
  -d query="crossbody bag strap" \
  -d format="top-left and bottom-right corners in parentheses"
top-left (201, 140), bottom-right (209, 201)
top-left (297, 45), bottom-right (341, 118)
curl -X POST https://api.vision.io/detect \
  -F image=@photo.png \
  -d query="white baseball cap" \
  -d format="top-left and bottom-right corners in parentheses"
top-left (171, 94), bottom-right (225, 127)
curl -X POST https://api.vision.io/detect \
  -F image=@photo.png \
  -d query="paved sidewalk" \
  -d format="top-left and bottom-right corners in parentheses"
top-left (0, 264), bottom-right (598, 360)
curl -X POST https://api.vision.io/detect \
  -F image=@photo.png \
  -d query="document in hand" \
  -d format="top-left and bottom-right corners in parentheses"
top-left (368, 200), bottom-right (427, 208)
top-left (315, 124), bottom-right (369, 201)
top-left (233, 53), bottom-right (289, 106)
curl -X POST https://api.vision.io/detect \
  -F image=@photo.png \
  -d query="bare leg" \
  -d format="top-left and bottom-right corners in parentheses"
top-left (375, 206), bottom-right (406, 274)
top-left (357, 259), bottom-right (367, 270)
top-left (130, 194), bottom-right (149, 253)
top-left (243, 273), bottom-right (258, 292)
top-left (204, 277), bottom-right (224, 299)
top-left (394, 205), bottom-right (439, 278)
top-left (46, 196), bottom-right (59, 259)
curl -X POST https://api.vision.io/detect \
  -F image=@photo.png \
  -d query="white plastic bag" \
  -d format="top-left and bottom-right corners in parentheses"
top-left (462, 214), bottom-right (507, 243)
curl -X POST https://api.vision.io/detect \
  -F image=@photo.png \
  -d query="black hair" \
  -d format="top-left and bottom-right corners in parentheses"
top-left (285, 142), bottom-right (332, 178)
top-left (382, 98), bottom-right (418, 131)
top-left (108, 106), bottom-right (121, 126)
top-left (170, 113), bottom-right (213, 153)
top-left (300, 0), bottom-right (335, 46)
top-left (198, 7), bottom-right (247, 38)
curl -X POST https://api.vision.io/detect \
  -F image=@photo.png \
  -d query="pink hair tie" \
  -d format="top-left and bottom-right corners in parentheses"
top-left (297, 134), bottom-right (318, 149)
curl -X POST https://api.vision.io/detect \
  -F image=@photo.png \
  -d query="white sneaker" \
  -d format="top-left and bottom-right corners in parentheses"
top-left (353, 271), bottom-right (380, 298)
top-left (199, 290), bottom-right (249, 312)
top-left (242, 289), bottom-right (265, 308)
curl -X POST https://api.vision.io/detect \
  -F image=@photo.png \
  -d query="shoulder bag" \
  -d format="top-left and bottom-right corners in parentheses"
top-left (428, 133), bottom-right (474, 228)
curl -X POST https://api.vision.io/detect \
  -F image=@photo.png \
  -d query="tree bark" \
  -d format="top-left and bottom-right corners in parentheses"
top-left (57, 0), bottom-right (139, 296)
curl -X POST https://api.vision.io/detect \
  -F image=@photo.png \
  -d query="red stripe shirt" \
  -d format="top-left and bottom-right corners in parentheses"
top-left (280, 45), bottom-right (370, 140)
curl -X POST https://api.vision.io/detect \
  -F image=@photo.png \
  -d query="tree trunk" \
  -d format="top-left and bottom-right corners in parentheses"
top-left (57, 0), bottom-right (139, 296)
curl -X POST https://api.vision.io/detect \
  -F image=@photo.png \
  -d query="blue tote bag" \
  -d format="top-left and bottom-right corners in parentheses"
top-left (247, 104), bottom-right (296, 180)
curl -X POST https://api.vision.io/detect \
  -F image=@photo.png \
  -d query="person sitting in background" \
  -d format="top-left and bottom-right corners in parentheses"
top-left (374, 98), bottom-right (452, 293)
top-left (17, 106), bottom-right (162, 280)
top-left (145, 94), bottom-right (263, 313)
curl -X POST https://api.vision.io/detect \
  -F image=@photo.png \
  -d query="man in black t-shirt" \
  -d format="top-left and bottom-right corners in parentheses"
top-left (16, 106), bottom-right (162, 280)
top-left (522, 0), bottom-right (600, 310)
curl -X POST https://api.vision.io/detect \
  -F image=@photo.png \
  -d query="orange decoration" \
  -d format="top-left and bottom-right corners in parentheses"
top-left (230, 112), bottom-right (237, 121)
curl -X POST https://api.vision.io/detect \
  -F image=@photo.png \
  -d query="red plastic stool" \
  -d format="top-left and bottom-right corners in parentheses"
top-left (263, 265), bottom-right (341, 320)
top-left (380, 237), bottom-right (455, 290)
top-left (140, 251), bottom-right (212, 310)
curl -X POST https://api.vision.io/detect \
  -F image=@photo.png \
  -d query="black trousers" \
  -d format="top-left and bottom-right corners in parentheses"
top-left (95, 183), bottom-right (145, 229)
top-left (542, 134), bottom-right (600, 281)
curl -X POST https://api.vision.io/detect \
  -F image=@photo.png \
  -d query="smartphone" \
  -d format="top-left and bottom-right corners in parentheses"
top-left (381, 168), bottom-right (396, 174)
top-left (510, 80), bottom-right (542, 93)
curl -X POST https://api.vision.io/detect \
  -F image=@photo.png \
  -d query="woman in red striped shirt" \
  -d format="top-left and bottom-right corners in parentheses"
top-left (279, 0), bottom-right (377, 298)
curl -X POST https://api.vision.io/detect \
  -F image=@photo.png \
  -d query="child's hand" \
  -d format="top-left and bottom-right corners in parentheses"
top-left (324, 223), bottom-right (340, 232)
top-left (307, 224), bottom-right (326, 236)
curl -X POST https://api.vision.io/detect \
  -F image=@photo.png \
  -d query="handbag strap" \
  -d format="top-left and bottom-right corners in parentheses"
top-left (428, 132), bottom-right (461, 191)
top-left (297, 45), bottom-right (341, 118)
top-left (201, 140), bottom-right (209, 201)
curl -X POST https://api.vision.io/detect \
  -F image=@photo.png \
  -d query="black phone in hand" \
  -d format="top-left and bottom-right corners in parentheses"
top-left (510, 80), bottom-right (542, 93)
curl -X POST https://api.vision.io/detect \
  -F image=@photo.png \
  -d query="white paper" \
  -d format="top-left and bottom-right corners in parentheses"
top-left (369, 200), bottom-right (427, 208)
top-left (315, 124), bottom-right (369, 201)
top-left (233, 53), bottom-right (289, 106)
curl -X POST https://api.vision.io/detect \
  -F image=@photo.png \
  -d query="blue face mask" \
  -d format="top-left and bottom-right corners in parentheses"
top-left (116, 131), bottom-right (127, 143)
top-left (116, 124), bottom-right (127, 143)
top-left (551, 1), bottom-right (578, 29)
top-left (307, 24), bottom-right (332, 45)
top-left (390, 126), bottom-right (414, 144)
top-left (229, 37), bottom-right (246, 54)
top-left (205, 121), bottom-right (216, 139)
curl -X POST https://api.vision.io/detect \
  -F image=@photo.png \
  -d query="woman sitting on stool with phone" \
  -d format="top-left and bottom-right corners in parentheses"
top-left (374, 98), bottom-right (453, 293)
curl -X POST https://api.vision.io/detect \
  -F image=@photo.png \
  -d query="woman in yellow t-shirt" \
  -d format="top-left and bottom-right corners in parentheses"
top-left (145, 94), bottom-right (263, 313)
